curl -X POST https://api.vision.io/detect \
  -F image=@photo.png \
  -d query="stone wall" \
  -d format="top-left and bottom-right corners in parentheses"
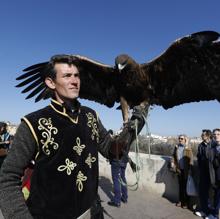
top-left (99, 152), bottom-right (179, 202)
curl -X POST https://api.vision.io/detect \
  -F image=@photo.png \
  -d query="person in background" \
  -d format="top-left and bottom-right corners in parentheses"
top-left (195, 129), bottom-right (212, 218)
top-left (172, 134), bottom-right (193, 209)
top-left (108, 129), bottom-right (129, 207)
top-left (206, 128), bottom-right (220, 219)
top-left (0, 122), bottom-right (12, 169)
top-left (0, 55), bottom-right (146, 219)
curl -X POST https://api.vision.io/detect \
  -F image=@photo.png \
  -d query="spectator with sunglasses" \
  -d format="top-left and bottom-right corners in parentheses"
top-left (171, 134), bottom-right (193, 209)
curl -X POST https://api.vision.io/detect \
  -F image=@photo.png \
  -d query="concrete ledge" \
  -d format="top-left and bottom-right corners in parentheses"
top-left (99, 152), bottom-right (179, 202)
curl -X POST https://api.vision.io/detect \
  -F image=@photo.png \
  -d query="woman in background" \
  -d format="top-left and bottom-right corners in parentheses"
top-left (172, 134), bottom-right (193, 209)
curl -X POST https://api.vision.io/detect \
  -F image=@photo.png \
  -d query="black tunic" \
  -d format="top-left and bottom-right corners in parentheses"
top-left (0, 99), bottom-right (113, 219)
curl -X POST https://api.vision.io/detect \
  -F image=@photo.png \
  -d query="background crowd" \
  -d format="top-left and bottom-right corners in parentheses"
top-left (170, 129), bottom-right (220, 219)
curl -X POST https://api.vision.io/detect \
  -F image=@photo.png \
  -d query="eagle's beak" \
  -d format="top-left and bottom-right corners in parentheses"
top-left (118, 63), bottom-right (126, 70)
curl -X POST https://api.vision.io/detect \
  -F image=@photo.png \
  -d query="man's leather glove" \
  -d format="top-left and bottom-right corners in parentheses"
top-left (119, 104), bottom-right (147, 144)
top-left (128, 105), bottom-right (148, 132)
top-left (110, 104), bottom-right (148, 157)
top-left (132, 104), bottom-right (148, 119)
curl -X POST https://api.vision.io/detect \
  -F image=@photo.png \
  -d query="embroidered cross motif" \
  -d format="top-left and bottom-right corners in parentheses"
top-left (85, 153), bottom-right (96, 168)
top-left (86, 112), bottom-right (99, 143)
top-left (76, 171), bottom-right (87, 192)
top-left (57, 158), bottom-right (77, 175)
top-left (38, 118), bottom-right (59, 155)
top-left (73, 137), bottom-right (86, 156)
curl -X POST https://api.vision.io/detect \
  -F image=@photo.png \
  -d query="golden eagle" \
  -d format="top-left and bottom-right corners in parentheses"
top-left (16, 31), bottom-right (220, 122)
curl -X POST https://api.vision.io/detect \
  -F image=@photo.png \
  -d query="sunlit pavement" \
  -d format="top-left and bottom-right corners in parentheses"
top-left (99, 176), bottom-right (199, 219)
top-left (0, 178), bottom-right (199, 219)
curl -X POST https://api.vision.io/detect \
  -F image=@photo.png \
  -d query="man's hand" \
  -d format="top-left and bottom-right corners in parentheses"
top-left (132, 105), bottom-right (148, 120)
top-left (125, 104), bottom-right (148, 133)
top-left (110, 104), bottom-right (148, 158)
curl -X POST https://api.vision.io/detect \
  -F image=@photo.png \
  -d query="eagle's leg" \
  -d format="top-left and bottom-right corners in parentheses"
top-left (120, 96), bottom-right (129, 123)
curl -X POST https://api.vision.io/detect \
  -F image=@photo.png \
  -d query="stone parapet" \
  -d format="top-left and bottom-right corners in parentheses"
top-left (99, 152), bottom-right (179, 202)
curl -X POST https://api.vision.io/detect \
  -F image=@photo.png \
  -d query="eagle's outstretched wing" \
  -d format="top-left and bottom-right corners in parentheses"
top-left (142, 31), bottom-right (220, 109)
top-left (16, 62), bottom-right (50, 102)
top-left (16, 55), bottom-right (119, 107)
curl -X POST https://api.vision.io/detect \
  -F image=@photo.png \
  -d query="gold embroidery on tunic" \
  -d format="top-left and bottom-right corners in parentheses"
top-left (73, 137), bottom-right (85, 156)
top-left (57, 158), bottom-right (77, 175)
top-left (85, 153), bottom-right (96, 168)
top-left (38, 118), bottom-right (59, 155)
top-left (86, 112), bottom-right (99, 143)
top-left (76, 171), bottom-right (87, 192)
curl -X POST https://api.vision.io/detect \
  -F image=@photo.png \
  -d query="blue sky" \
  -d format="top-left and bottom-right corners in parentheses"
top-left (0, 0), bottom-right (219, 137)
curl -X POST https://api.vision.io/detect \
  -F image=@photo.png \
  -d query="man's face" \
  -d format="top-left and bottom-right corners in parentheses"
top-left (213, 130), bottom-right (220, 144)
top-left (178, 136), bottom-right (186, 144)
top-left (46, 63), bottom-right (80, 103)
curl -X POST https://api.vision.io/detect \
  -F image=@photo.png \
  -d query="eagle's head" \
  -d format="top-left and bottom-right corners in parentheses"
top-left (115, 54), bottom-right (138, 73)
